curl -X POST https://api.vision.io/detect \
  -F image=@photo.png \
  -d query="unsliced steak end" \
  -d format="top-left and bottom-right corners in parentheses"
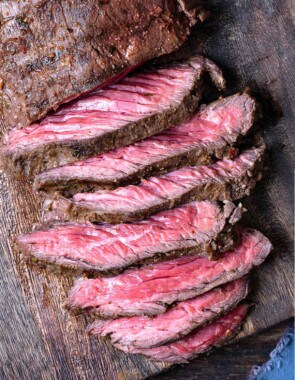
top-left (66, 229), bottom-right (271, 318)
top-left (16, 200), bottom-right (240, 276)
top-left (34, 92), bottom-right (256, 196)
top-left (0, 0), bottom-right (204, 130)
top-left (2, 56), bottom-right (224, 178)
top-left (44, 145), bottom-right (265, 224)
top-left (122, 304), bottom-right (250, 363)
top-left (88, 278), bottom-right (249, 349)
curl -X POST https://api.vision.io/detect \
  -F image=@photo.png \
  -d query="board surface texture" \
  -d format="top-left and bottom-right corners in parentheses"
top-left (0, 1), bottom-right (294, 379)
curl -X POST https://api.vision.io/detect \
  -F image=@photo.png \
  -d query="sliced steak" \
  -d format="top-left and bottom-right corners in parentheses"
top-left (2, 56), bottom-right (224, 177)
top-left (0, 0), bottom-right (203, 130)
top-left (67, 229), bottom-right (272, 318)
top-left (45, 146), bottom-right (265, 224)
top-left (35, 92), bottom-right (256, 196)
top-left (17, 201), bottom-right (240, 275)
top-left (88, 278), bottom-right (249, 349)
top-left (121, 304), bottom-right (250, 363)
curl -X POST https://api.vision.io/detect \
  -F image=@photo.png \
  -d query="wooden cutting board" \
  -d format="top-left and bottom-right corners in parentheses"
top-left (0, 1), bottom-right (294, 379)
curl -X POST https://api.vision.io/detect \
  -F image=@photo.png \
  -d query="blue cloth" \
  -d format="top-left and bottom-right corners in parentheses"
top-left (249, 325), bottom-right (294, 380)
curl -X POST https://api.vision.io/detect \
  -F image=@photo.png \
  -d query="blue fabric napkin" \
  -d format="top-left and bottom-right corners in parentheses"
top-left (249, 325), bottom-right (294, 380)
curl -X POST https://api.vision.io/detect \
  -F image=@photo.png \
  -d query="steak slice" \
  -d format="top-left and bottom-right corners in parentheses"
top-left (2, 56), bottom-right (224, 178)
top-left (35, 92), bottom-right (256, 196)
top-left (0, 0), bottom-right (203, 130)
top-left (121, 304), bottom-right (250, 363)
top-left (67, 229), bottom-right (271, 318)
top-left (88, 278), bottom-right (249, 349)
top-left (17, 201), bottom-right (240, 275)
top-left (45, 146), bottom-right (265, 224)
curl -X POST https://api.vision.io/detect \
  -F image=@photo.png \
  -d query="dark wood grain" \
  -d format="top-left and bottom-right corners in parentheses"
top-left (0, 238), bottom-right (56, 380)
top-left (200, 0), bottom-right (295, 336)
top-left (0, 173), bottom-right (167, 379)
top-left (152, 320), bottom-right (293, 380)
top-left (0, 0), bottom-right (294, 379)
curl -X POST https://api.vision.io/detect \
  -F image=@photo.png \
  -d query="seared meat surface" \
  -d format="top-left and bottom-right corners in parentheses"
top-left (17, 200), bottom-right (240, 274)
top-left (0, 0), bottom-right (202, 129)
top-left (66, 229), bottom-right (272, 318)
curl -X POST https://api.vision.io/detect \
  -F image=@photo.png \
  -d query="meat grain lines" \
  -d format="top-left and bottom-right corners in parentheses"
top-left (88, 279), bottom-right (249, 348)
top-left (66, 229), bottom-right (271, 319)
top-left (17, 201), bottom-right (240, 274)
top-left (43, 146), bottom-right (264, 224)
top-left (3, 53), bottom-right (271, 366)
top-left (201, 0), bottom-right (294, 343)
top-left (35, 92), bottom-right (255, 198)
top-left (1, 0), bottom-right (294, 378)
top-left (0, 0), bottom-right (203, 129)
top-left (2, 57), bottom-right (223, 177)
top-left (115, 305), bottom-right (250, 363)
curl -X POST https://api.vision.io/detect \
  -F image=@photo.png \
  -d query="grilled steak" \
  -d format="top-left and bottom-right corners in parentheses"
top-left (35, 92), bottom-right (256, 196)
top-left (88, 278), bottom-right (249, 349)
top-left (0, 0), bottom-right (203, 130)
top-left (17, 201), bottom-right (240, 275)
top-left (2, 56), bottom-right (224, 178)
top-left (67, 229), bottom-right (272, 318)
top-left (121, 304), bottom-right (250, 363)
top-left (44, 146), bottom-right (265, 224)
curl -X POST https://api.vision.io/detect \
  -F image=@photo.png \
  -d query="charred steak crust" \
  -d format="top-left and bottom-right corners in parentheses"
top-left (16, 201), bottom-right (241, 275)
top-left (44, 146), bottom-right (265, 224)
top-left (87, 278), bottom-right (249, 349)
top-left (66, 229), bottom-right (272, 318)
top-left (123, 304), bottom-right (250, 363)
top-left (1, 56), bottom-right (224, 178)
top-left (0, 0), bottom-right (203, 130)
top-left (177, 0), bottom-right (204, 25)
top-left (34, 92), bottom-right (256, 197)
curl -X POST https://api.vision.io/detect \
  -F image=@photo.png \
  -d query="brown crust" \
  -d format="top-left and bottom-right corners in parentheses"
top-left (0, 1), bottom-right (204, 131)
top-left (43, 145), bottom-right (265, 224)
top-left (65, 228), bottom-right (272, 318)
top-left (68, 258), bottom-right (259, 318)
top-left (17, 202), bottom-right (241, 277)
top-left (176, 0), bottom-right (205, 25)
top-left (145, 303), bottom-right (251, 363)
top-left (88, 278), bottom-right (250, 349)
top-left (35, 91), bottom-right (256, 197)
top-left (36, 142), bottom-right (226, 196)
top-left (25, 228), bottom-right (239, 278)
top-left (2, 56), bottom-right (224, 178)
